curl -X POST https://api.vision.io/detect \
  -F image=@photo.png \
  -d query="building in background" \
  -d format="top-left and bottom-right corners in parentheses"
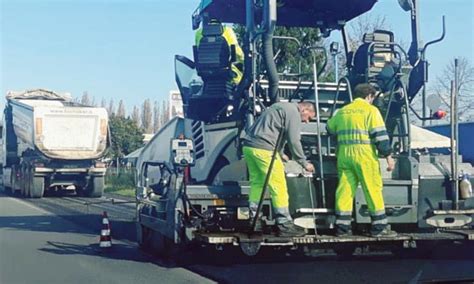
top-left (169, 90), bottom-right (183, 120)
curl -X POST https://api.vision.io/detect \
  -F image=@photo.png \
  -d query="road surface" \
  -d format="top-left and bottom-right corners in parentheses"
top-left (2, 191), bottom-right (474, 283)
top-left (0, 193), bottom-right (213, 284)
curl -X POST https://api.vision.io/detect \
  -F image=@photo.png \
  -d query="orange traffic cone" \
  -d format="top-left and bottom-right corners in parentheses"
top-left (99, 211), bottom-right (112, 248)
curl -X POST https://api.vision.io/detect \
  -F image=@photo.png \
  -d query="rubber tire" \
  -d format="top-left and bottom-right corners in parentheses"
top-left (11, 167), bottom-right (20, 195)
top-left (20, 167), bottom-right (27, 197)
top-left (23, 168), bottom-right (31, 198)
top-left (85, 177), bottom-right (104, 198)
top-left (30, 176), bottom-right (45, 198)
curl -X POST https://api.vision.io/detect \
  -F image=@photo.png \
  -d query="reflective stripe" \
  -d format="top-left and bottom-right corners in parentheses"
top-left (336, 129), bottom-right (369, 136)
top-left (371, 210), bottom-right (386, 217)
top-left (369, 126), bottom-right (387, 135)
top-left (335, 219), bottom-right (352, 225)
top-left (338, 140), bottom-right (371, 145)
top-left (374, 135), bottom-right (390, 142)
top-left (274, 207), bottom-right (292, 225)
top-left (336, 215), bottom-right (352, 221)
top-left (336, 211), bottom-right (352, 216)
top-left (99, 241), bottom-right (112, 248)
top-left (370, 129), bottom-right (388, 138)
top-left (372, 219), bottom-right (388, 225)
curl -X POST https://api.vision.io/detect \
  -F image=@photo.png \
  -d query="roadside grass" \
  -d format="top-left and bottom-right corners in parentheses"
top-left (105, 168), bottom-right (135, 198)
top-left (105, 187), bottom-right (135, 197)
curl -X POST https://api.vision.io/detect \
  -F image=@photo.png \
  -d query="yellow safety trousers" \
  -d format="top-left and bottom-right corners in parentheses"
top-left (243, 146), bottom-right (289, 208)
top-left (335, 144), bottom-right (385, 214)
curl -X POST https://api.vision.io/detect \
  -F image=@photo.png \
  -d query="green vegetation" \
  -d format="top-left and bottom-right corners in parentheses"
top-left (233, 25), bottom-right (331, 81)
top-left (104, 168), bottom-right (135, 197)
top-left (108, 115), bottom-right (144, 159)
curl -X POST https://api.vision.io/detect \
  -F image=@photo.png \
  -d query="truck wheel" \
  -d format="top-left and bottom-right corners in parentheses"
top-left (20, 167), bottom-right (27, 197)
top-left (11, 168), bottom-right (20, 195)
top-left (24, 168), bottom-right (31, 198)
top-left (85, 177), bottom-right (104, 198)
top-left (30, 176), bottom-right (45, 198)
top-left (4, 185), bottom-right (12, 194)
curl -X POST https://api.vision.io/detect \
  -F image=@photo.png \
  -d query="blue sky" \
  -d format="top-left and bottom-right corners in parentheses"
top-left (1, 0), bottom-right (473, 113)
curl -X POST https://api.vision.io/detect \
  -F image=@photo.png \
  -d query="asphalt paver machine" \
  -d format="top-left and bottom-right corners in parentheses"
top-left (136, 0), bottom-right (474, 256)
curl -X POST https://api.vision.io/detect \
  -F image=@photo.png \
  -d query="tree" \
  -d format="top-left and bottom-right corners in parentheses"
top-left (433, 57), bottom-right (474, 121)
top-left (117, 100), bottom-right (126, 118)
top-left (81, 92), bottom-right (91, 106)
top-left (141, 99), bottom-right (153, 133)
top-left (108, 116), bottom-right (143, 159)
top-left (161, 100), bottom-right (170, 125)
top-left (234, 25), bottom-right (327, 81)
top-left (346, 14), bottom-right (388, 52)
top-left (153, 100), bottom-right (161, 133)
top-left (108, 99), bottom-right (115, 117)
top-left (100, 98), bottom-right (107, 108)
top-left (131, 105), bottom-right (141, 128)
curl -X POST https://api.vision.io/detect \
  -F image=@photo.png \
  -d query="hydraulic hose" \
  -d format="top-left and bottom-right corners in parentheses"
top-left (262, 33), bottom-right (279, 104)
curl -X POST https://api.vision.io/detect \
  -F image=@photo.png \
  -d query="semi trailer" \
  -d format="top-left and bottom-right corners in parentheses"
top-left (136, 0), bottom-right (474, 257)
top-left (2, 89), bottom-right (108, 198)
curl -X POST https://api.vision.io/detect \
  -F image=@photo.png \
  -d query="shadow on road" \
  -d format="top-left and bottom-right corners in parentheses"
top-left (0, 214), bottom-right (136, 243)
top-left (39, 241), bottom-right (152, 263)
top-left (0, 215), bottom-right (99, 234)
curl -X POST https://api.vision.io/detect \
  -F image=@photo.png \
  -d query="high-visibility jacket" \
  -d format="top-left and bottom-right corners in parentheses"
top-left (327, 98), bottom-right (392, 218)
top-left (327, 98), bottom-right (391, 158)
top-left (195, 26), bottom-right (243, 84)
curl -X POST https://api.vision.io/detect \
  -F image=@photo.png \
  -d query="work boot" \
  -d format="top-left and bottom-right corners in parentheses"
top-left (277, 221), bottom-right (306, 237)
top-left (370, 227), bottom-right (398, 238)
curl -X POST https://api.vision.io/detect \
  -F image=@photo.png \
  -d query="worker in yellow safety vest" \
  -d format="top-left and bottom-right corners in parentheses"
top-left (195, 21), bottom-right (244, 85)
top-left (327, 83), bottom-right (397, 238)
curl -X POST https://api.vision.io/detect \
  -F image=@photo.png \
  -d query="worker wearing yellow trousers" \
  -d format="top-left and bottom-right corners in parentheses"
top-left (243, 102), bottom-right (316, 237)
top-left (243, 146), bottom-right (288, 210)
top-left (327, 83), bottom-right (397, 237)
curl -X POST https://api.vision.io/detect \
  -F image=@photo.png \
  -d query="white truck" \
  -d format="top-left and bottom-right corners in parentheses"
top-left (2, 89), bottom-right (109, 198)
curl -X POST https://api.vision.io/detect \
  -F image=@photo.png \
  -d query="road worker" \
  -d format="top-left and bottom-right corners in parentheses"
top-left (327, 83), bottom-right (397, 237)
top-left (242, 101), bottom-right (316, 237)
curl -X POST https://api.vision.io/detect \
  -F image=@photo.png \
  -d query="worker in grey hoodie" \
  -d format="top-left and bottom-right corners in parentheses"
top-left (242, 101), bottom-right (316, 237)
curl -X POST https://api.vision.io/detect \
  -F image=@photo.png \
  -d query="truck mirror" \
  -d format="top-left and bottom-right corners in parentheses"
top-left (398, 0), bottom-right (414, 12)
